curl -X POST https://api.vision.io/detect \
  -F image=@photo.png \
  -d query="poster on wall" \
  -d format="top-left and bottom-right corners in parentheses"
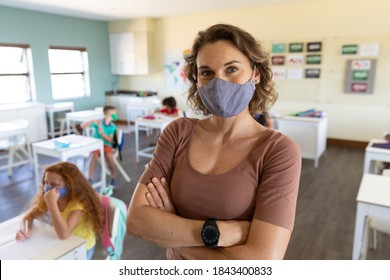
top-left (342, 44), bottom-right (358, 55)
top-left (288, 54), bottom-right (303, 66)
top-left (164, 49), bottom-right (191, 92)
top-left (351, 59), bottom-right (371, 70)
top-left (289, 42), bottom-right (304, 52)
top-left (351, 82), bottom-right (368, 93)
top-left (272, 68), bottom-right (286, 80)
top-left (344, 59), bottom-right (376, 94)
top-left (359, 43), bottom-right (380, 56)
top-left (272, 43), bottom-right (286, 53)
top-left (271, 55), bottom-right (285, 65)
top-left (305, 68), bottom-right (321, 79)
top-left (307, 42), bottom-right (322, 52)
top-left (306, 54), bottom-right (321, 65)
top-left (287, 68), bottom-right (303, 80)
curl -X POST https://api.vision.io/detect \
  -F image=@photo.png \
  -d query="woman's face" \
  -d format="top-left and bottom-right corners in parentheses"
top-left (196, 40), bottom-right (259, 86)
top-left (44, 172), bottom-right (65, 189)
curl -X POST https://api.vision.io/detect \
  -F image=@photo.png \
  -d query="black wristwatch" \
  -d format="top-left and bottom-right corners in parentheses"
top-left (201, 218), bottom-right (220, 248)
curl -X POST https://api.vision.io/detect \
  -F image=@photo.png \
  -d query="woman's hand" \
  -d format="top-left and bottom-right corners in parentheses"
top-left (145, 177), bottom-right (176, 214)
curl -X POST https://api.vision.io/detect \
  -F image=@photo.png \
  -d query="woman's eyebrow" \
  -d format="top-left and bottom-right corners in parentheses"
top-left (198, 60), bottom-right (241, 70)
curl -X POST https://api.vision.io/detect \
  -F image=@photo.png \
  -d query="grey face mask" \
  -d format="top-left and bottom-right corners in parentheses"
top-left (197, 78), bottom-right (256, 118)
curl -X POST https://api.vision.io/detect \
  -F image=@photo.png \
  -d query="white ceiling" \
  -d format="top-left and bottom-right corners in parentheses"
top-left (0, 0), bottom-right (304, 21)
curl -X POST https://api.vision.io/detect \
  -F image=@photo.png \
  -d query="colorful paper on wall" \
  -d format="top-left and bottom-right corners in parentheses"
top-left (307, 42), bottom-right (322, 52)
top-left (287, 68), bottom-right (303, 79)
top-left (289, 42), bottom-right (304, 52)
top-left (288, 54), bottom-right (303, 66)
top-left (272, 43), bottom-right (286, 53)
top-left (305, 68), bottom-right (321, 79)
top-left (272, 68), bottom-right (286, 80)
top-left (271, 55), bottom-right (285, 65)
top-left (359, 43), bottom-right (380, 56)
top-left (342, 44), bottom-right (358, 55)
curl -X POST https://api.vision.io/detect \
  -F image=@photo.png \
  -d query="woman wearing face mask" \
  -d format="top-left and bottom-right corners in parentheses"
top-left (15, 162), bottom-right (104, 260)
top-left (127, 24), bottom-right (301, 259)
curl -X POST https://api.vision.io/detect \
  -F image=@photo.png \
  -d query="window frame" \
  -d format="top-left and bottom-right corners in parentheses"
top-left (48, 46), bottom-right (91, 100)
top-left (0, 43), bottom-right (36, 104)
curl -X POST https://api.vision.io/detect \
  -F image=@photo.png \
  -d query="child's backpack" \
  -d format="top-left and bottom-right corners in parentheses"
top-left (100, 195), bottom-right (127, 260)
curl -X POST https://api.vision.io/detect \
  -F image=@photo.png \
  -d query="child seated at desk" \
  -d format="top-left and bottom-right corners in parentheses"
top-left (156, 97), bottom-right (179, 117)
top-left (81, 105), bottom-right (117, 189)
top-left (15, 162), bottom-right (104, 260)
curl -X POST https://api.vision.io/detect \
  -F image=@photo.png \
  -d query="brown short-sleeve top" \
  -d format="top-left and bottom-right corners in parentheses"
top-left (139, 117), bottom-right (301, 231)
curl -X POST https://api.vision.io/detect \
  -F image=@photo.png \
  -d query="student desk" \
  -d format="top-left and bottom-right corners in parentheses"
top-left (0, 121), bottom-right (33, 175)
top-left (352, 173), bottom-right (390, 259)
top-left (363, 139), bottom-right (390, 174)
top-left (32, 135), bottom-right (106, 192)
top-left (134, 116), bottom-right (174, 162)
top-left (275, 116), bottom-right (328, 168)
top-left (0, 216), bottom-right (86, 260)
top-left (65, 110), bottom-right (104, 135)
top-left (45, 102), bottom-right (74, 138)
top-left (126, 103), bottom-right (161, 125)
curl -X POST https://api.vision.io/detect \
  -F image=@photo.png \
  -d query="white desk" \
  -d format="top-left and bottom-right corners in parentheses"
top-left (66, 110), bottom-right (104, 135)
top-left (135, 116), bottom-right (174, 162)
top-left (0, 121), bottom-right (33, 174)
top-left (32, 135), bottom-right (106, 192)
top-left (275, 116), bottom-right (328, 168)
top-left (45, 102), bottom-right (74, 138)
top-left (363, 139), bottom-right (390, 174)
top-left (126, 103), bottom-right (161, 125)
top-left (352, 174), bottom-right (390, 259)
top-left (0, 216), bottom-right (86, 260)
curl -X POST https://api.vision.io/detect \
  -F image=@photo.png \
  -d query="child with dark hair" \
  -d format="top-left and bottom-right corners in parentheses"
top-left (159, 97), bottom-right (179, 117)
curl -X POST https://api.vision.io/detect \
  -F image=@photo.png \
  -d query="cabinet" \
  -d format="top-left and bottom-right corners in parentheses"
top-left (275, 116), bottom-right (328, 168)
top-left (109, 32), bottom-right (150, 75)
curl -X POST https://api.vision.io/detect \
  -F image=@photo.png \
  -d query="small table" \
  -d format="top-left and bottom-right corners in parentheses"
top-left (275, 116), bottom-right (328, 168)
top-left (0, 216), bottom-right (86, 260)
top-left (352, 173), bottom-right (390, 259)
top-left (32, 135), bottom-right (106, 192)
top-left (66, 110), bottom-right (104, 135)
top-left (134, 116), bottom-right (174, 162)
top-left (0, 121), bottom-right (33, 175)
top-left (45, 102), bottom-right (74, 138)
top-left (363, 139), bottom-right (390, 174)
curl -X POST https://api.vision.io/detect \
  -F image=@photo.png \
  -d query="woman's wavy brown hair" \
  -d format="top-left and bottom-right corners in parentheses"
top-left (185, 24), bottom-right (277, 115)
top-left (29, 162), bottom-right (104, 234)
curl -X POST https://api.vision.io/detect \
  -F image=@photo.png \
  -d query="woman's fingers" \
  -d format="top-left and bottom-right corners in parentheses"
top-left (145, 192), bottom-right (158, 208)
top-left (146, 181), bottom-right (163, 208)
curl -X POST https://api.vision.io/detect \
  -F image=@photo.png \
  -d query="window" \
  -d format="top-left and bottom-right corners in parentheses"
top-left (48, 46), bottom-right (90, 99)
top-left (0, 44), bottom-right (35, 104)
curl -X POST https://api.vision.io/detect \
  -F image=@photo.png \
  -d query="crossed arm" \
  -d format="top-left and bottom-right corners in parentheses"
top-left (126, 177), bottom-right (292, 260)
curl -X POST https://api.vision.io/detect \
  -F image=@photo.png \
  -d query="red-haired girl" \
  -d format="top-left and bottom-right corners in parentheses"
top-left (15, 162), bottom-right (104, 259)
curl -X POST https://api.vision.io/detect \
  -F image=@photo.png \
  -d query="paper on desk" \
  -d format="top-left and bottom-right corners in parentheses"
top-left (0, 220), bottom-right (62, 260)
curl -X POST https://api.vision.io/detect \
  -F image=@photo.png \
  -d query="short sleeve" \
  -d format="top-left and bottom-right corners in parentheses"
top-left (254, 135), bottom-right (301, 231)
top-left (138, 119), bottom-right (181, 186)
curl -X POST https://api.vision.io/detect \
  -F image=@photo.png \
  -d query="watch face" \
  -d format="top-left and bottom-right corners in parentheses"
top-left (202, 225), bottom-right (218, 243)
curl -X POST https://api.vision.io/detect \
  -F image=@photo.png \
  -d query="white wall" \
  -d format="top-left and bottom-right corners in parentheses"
top-left (111, 0), bottom-right (390, 141)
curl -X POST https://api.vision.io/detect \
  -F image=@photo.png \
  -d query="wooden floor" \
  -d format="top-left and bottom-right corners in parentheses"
top-left (1, 130), bottom-right (389, 260)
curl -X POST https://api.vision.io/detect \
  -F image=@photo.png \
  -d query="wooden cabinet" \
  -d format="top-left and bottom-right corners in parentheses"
top-left (109, 32), bottom-right (150, 75)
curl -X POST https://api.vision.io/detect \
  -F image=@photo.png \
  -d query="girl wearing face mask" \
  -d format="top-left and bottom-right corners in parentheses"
top-left (15, 162), bottom-right (104, 260)
top-left (127, 24), bottom-right (301, 260)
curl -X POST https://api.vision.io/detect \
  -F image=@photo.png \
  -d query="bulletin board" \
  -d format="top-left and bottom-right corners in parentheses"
top-left (344, 59), bottom-right (376, 94)
top-left (264, 34), bottom-right (390, 106)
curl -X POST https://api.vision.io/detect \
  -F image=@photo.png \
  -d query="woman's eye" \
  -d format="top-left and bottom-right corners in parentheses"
top-left (226, 66), bottom-right (238, 73)
top-left (199, 70), bottom-right (212, 77)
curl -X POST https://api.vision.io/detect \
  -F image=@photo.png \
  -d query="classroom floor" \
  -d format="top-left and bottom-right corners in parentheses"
top-left (1, 129), bottom-right (389, 260)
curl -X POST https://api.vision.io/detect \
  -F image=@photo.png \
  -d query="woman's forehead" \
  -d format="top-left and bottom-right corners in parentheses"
top-left (197, 40), bottom-right (250, 67)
